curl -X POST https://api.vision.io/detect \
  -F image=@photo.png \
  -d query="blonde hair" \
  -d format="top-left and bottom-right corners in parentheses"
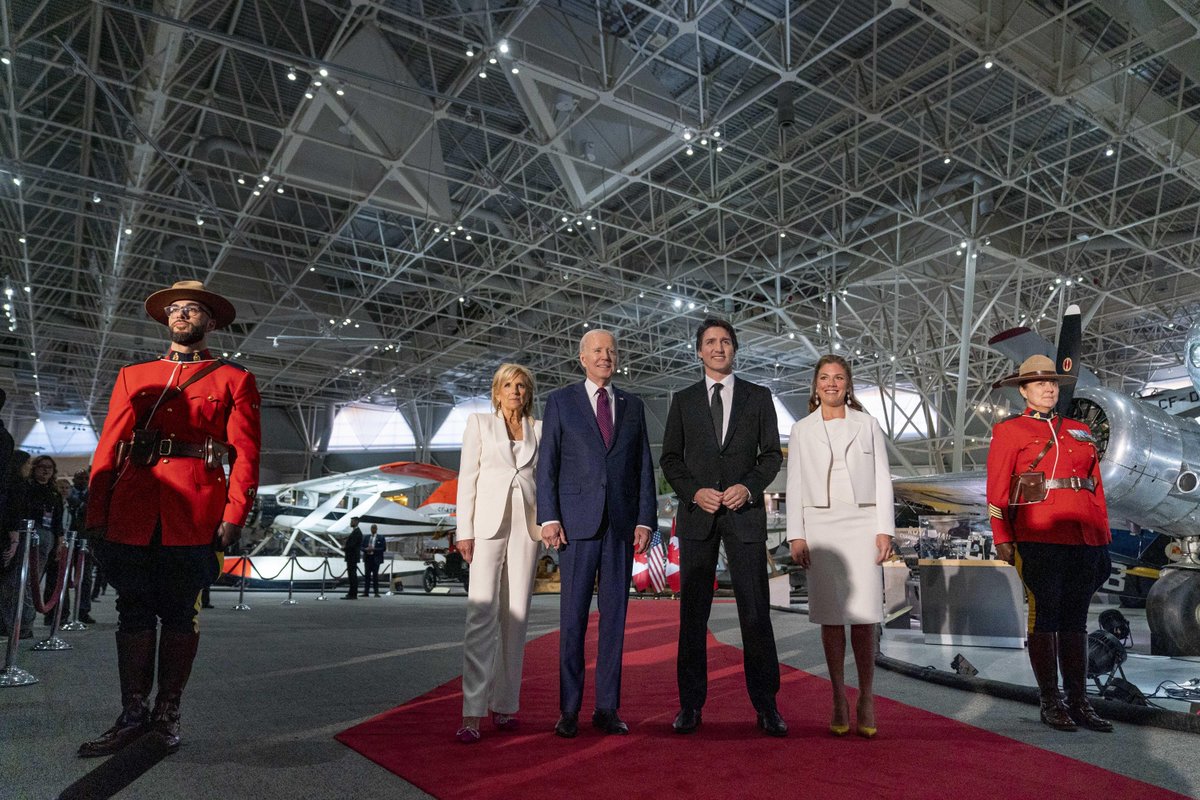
top-left (491, 363), bottom-right (536, 418)
top-left (807, 354), bottom-right (866, 413)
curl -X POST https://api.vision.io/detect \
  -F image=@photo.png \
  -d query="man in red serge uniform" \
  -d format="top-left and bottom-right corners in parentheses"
top-left (79, 280), bottom-right (261, 757)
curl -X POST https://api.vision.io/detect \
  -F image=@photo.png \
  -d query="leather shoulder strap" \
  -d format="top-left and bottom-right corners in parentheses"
top-left (1025, 417), bottom-right (1064, 472)
top-left (135, 359), bottom-right (227, 431)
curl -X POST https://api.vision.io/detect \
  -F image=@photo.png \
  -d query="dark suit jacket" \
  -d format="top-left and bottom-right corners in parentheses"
top-left (536, 381), bottom-right (656, 539)
top-left (344, 526), bottom-right (363, 563)
top-left (361, 531), bottom-right (386, 566)
top-left (660, 375), bottom-right (782, 543)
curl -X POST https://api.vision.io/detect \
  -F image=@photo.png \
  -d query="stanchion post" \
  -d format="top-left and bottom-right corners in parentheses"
top-left (62, 538), bottom-right (90, 631)
top-left (1, 522), bottom-right (38, 686)
top-left (33, 532), bottom-right (76, 652)
top-left (281, 554), bottom-right (299, 605)
top-left (315, 558), bottom-right (328, 601)
top-left (233, 556), bottom-right (251, 611)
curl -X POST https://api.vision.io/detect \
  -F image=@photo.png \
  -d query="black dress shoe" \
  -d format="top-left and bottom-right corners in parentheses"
top-left (673, 708), bottom-right (702, 734)
top-left (756, 708), bottom-right (788, 737)
top-left (554, 712), bottom-right (579, 738)
top-left (592, 709), bottom-right (629, 735)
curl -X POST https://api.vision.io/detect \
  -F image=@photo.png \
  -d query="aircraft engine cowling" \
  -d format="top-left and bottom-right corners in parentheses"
top-left (1070, 386), bottom-right (1200, 537)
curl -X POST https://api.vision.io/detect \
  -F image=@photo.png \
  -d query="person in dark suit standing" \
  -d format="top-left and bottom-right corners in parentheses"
top-left (536, 329), bottom-right (656, 738)
top-left (361, 523), bottom-right (386, 597)
top-left (660, 318), bottom-right (787, 737)
top-left (342, 517), bottom-right (363, 600)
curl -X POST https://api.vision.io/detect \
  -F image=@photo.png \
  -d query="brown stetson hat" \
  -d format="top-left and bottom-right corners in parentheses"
top-left (145, 280), bottom-right (236, 330)
top-left (995, 354), bottom-right (1076, 388)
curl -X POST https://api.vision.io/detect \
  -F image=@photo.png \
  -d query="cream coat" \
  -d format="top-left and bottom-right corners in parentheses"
top-left (455, 412), bottom-right (541, 542)
top-left (785, 406), bottom-right (895, 541)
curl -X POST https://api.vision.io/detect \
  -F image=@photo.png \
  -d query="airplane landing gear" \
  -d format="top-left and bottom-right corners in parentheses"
top-left (1146, 565), bottom-right (1200, 656)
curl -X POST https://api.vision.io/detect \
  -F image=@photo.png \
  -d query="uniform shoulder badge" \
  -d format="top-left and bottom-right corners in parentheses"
top-left (218, 358), bottom-right (250, 373)
top-left (1066, 428), bottom-right (1096, 443)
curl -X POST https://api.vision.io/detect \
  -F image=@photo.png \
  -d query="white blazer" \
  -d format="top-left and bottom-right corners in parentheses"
top-left (785, 406), bottom-right (895, 541)
top-left (455, 412), bottom-right (541, 542)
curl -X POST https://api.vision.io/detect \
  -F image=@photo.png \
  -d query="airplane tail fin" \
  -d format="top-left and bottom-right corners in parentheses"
top-left (420, 479), bottom-right (458, 510)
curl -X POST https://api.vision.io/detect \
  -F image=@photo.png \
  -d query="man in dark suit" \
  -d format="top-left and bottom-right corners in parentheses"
top-left (361, 523), bottom-right (386, 597)
top-left (660, 318), bottom-right (787, 736)
top-left (537, 329), bottom-right (656, 738)
top-left (342, 517), bottom-right (363, 599)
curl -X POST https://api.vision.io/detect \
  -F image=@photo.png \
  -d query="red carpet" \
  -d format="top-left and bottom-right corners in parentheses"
top-left (337, 601), bottom-right (1188, 800)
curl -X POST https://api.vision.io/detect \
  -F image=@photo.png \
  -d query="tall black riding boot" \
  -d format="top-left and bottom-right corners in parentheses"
top-left (78, 630), bottom-right (157, 757)
top-left (1027, 631), bottom-right (1076, 731)
top-left (1059, 631), bottom-right (1114, 732)
top-left (149, 630), bottom-right (200, 752)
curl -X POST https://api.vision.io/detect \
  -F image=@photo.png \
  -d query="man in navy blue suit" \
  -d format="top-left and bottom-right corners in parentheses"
top-left (537, 329), bottom-right (656, 738)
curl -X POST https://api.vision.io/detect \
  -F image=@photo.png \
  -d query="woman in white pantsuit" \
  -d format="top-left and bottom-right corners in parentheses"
top-left (455, 364), bottom-right (542, 743)
top-left (787, 355), bottom-right (894, 738)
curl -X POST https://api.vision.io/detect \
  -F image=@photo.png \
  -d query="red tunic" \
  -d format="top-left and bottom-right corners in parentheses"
top-left (986, 410), bottom-right (1111, 547)
top-left (87, 351), bottom-right (262, 546)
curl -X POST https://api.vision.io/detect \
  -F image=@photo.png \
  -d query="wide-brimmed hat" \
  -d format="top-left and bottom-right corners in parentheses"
top-left (145, 280), bottom-right (236, 329)
top-left (995, 354), bottom-right (1076, 388)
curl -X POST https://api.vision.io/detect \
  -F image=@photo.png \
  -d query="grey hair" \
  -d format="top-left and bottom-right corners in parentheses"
top-left (578, 328), bottom-right (617, 354)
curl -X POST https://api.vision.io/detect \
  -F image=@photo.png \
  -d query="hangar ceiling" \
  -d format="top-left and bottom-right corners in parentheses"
top-left (3, 0), bottom-right (1200, 471)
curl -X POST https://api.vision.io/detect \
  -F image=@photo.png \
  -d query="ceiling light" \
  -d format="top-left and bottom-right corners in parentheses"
top-left (466, 44), bottom-right (476, 57)
top-left (0, 49), bottom-right (11, 66)
top-left (685, 146), bottom-right (694, 156)
top-left (17, 234), bottom-right (26, 243)
top-left (335, 82), bottom-right (345, 96)
top-left (276, 185), bottom-right (284, 194)
top-left (196, 215), bottom-right (205, 226)
top-left (479, 69), bottom-right (487, 79)
top-left (561, 215), bottom-right (569, 223)
top-left (312, 79), bottom-right (322, 87)
top-left (458, 296), bottom-right (465, 303)
top-left (711, 128), bottom-right (721, 138)
top-left (92, 193), bottom-right (101, 203)
top-left (1105, 144), bottom-right (1115, 157)
top-left (237, 176), bottom-right (246, 185)
top-left (498, 40), bottom-right (510, 54)
top-left (673, 298), bottom-right (682, 309)
top-left (286, 67), bottom-right (297, 81)
top-left (124, 226), bottom-right (132, 235)
top-left (943, 155), bottom-right (951, 165)
top-left (304, 90), bottom-right (314, 99)
top-left (488, 56), bottom-right (497, 65)
top-left (252, 189), bottom-right (261, 196)
top-left (318, 67), bottom-right (329, 78)
top-left (715, 144), bottom-right (723, 152)
top-left (983, 56), bottom-right (994, 69)
top-left (779, 231), bottom-right (786, 238)
top-left (11, 177), bottom-right (20, 186)
top-left (510, 66), bottom-right (519, 75)
top-left (682, 128), bottom-right (694, 142)
top-left (700, 136), bottom-right (708, 145)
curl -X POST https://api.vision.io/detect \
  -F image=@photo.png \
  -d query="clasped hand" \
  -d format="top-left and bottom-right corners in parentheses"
top-left (693, 484), bottom-right (751, 514)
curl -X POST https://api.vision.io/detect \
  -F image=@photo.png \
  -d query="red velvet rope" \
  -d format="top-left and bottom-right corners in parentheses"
top-left (26, 539), bottom-right (69, 615)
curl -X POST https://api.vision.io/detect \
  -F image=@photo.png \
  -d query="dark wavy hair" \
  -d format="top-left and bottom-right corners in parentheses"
top-left (807, 354), bottom-right (866, 413)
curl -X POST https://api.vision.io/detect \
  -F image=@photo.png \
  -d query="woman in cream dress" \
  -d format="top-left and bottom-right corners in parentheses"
top-left (455, 364), bottom-right (542, 743)
top-left (786, 355), bottom-right (894, 738)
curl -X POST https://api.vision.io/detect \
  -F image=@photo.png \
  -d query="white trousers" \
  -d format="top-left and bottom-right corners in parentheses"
top-left (461, 529), bottom-right (539, 717)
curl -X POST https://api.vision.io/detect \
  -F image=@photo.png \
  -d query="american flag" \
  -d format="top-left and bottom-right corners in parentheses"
top-left (646, 530), bottom-right (668, 594)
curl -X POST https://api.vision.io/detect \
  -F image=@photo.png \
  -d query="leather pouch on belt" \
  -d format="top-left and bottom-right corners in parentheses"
top-left (129, 428), bottom-right (160, 466)
top-left (1009, 471), bottom-right (1047, 505)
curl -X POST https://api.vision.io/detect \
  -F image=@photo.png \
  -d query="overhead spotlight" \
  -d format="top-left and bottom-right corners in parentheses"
top-left (685, 146), bottom-right (694, 156)
top-left (585, 214), bottom-right (593, 221)
top-left (318, 67), bottom-right (329, 78)
top-left (17, 234), bottom-right (26, 243)
top-left (682, 128), bottom-right (695, 142)
top-left (498, 40), bottom-right (510, 54)
top-left (0, 49), bottom-right (11, 66)
top-left (700, 136), bottom-right (708, 145)
top-left (687, 301), bottom-right (696, 310)
top-left (943, 155), bottom-right (951, 165)
top-left (458, 295), bottom-right (465, 303)
top-left (583, 141), bottom-right (597, 162)
top-left (466, 45), bottom-right (476, 57)
top-left (276, 185), bottom-right (284, 194)
top-left (304, 90), bottom-right (314, 99)
top-left (312, 79), bottom-right (323, 88)
top-left (252, 189), bottom-right (262, 196)
top-left (983, 56), bottom-right (994, 69)
top-left (92, 192), bottom-right (101, 204)
top-left (1105, 144), bottom-right (1115, 157)
top-left (779, 231), bottom-right (787, 238)
top-left (488, 55), bottom-right (497, 65)
top-left (11, 176), bottom-right (20, 186)
top-left (788, 332), bottom-right (795, 339)
top-left (335, 82), bottom-right (345, 96)
top-left (478, 69), bottom-right (487, 79)
top-left (196, 215), bottom-right (205, 226)
top-left (510, 66), bottom-right (519, 74)
top-left (711, 128), bottom-right (721, 138)
top-left (673, 298), bottom-right (683, 309)
top-left (561, 215), bottom-right (569, 223)
top-left (715, 144), bottom-right (724, 152)
top-left (237, 176), bottom-right (246, 185)
top-left (124, 226), bottom-right (132, 235)
top-left (286, 67), bottom-right (297, 81)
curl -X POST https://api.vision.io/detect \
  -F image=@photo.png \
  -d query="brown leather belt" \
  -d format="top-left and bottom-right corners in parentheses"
top-left (1045, 476), bottom-right (1095, 492)
top-left (158, 439), bottom-right (208, 458)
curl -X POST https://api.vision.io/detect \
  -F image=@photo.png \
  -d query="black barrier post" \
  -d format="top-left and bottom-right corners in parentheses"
top-left (1, 522), bottom-right (38, 686)
top-left (233, 556), bottom-right (251, 611)
top-left (33, 532), bottom-right (76, 652)
top-left (315, 558), bottom-right (328, 601)
top-left (280, 554), bottom-right (298, 605)
top-left (62, 538), bottom-right (90, 631)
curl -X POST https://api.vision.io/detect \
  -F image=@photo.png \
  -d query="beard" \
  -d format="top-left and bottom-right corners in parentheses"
top-left (170, 322), bottom-right (207, 346)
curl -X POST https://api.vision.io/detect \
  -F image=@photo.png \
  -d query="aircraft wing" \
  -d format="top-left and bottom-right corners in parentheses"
top-left (892, 472), bottom-right (987, 514)
top-left (268, 461), bottom-right (457, 496)
top-left (988, 324), bottom-right (1099, 387)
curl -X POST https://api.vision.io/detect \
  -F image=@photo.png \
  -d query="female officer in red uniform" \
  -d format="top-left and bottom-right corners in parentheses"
top-left (986, 355), bottom-right (1112, 732)
top-left (79, 280), bottom-right (261, 757)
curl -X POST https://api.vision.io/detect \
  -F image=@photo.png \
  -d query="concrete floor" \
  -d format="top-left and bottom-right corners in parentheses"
top-left (3, 588), bottom-right (1199, 799)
